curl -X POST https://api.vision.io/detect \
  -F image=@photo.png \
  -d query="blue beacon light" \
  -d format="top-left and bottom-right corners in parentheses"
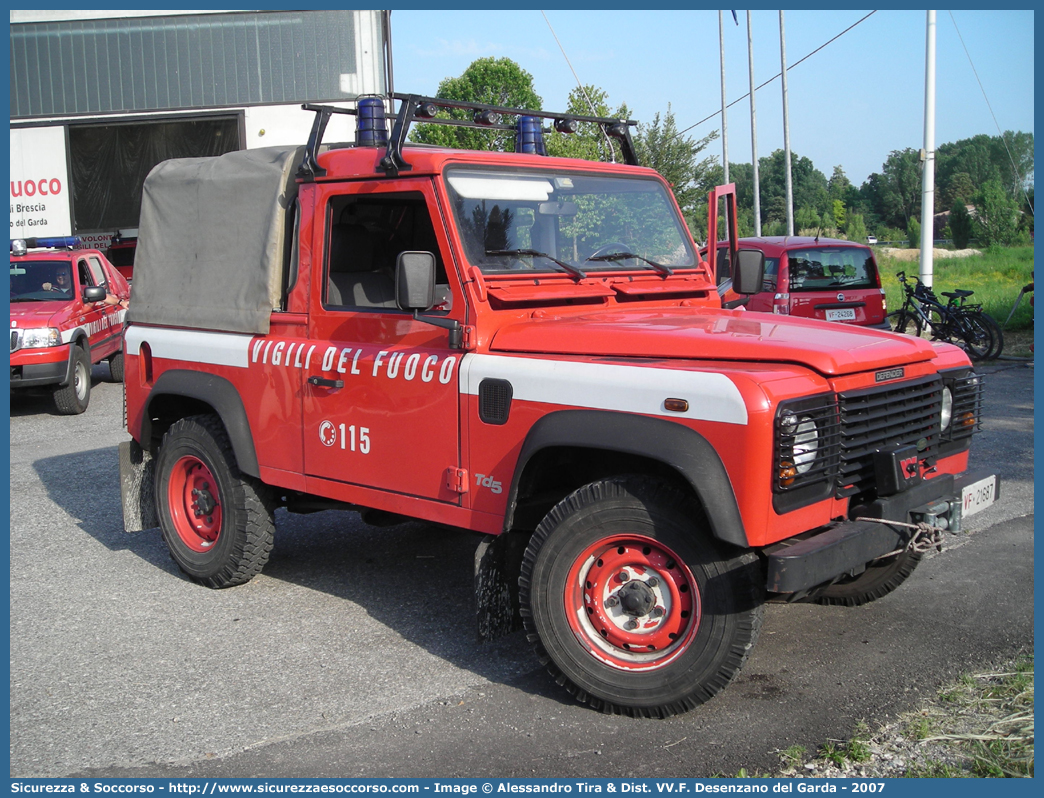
top-left (356, 96), bottom-right (389, 148)
top-left (515, 116), bottom-right (546, 156)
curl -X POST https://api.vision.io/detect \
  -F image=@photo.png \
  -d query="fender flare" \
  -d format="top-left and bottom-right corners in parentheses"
top-left (62, 332), bottom-right (90, 386)
top-left (142, 370), bottom-right (260, 478)
top-left (505, 409), bottom-right (748, 548)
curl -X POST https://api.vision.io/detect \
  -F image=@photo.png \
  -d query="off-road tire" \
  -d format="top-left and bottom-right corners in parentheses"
top-left (108, 351), bottom-right (124, 382)
top-left (800, 549), bottom-right (922, 607)
top-left (53, 344), bottom-right (91, 415)
top-left (519, 476), bottom-right (763, 718)
top-left (155, 414), bottom-right (275, 588)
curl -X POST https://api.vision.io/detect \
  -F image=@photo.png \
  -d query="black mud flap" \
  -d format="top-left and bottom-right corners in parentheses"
top-left (119, 439), bottom-right (159, 532)
top-left (474, 530), bottom-right (529, 641)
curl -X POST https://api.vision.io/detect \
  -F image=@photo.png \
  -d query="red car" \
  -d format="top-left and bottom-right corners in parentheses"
top-left (10, 236), bottom-right (130, 413)
top-left (715, 236), bottom-right (889, 328)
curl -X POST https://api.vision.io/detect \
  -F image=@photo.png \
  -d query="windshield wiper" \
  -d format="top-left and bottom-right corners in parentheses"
top-left (585, 251), bottom-right (674, 276)
top-left (485, 249), bottom-right (586, 281)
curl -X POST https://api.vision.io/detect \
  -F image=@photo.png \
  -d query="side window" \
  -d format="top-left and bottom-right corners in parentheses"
top-left (716, 248), bottom-right (731, 285)
top-left (77, 259), bottom-right (94, 288)
top-left (325, 192), bottom-right (449, 311)
top-left (762, 258), bottom-right (779, 291)
top-left (87, 256), bottom-right (108, 290)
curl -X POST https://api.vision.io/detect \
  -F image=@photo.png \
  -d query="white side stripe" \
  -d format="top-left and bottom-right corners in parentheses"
top-left (125, 326), bottom-right (252, 368)
top-left (460, 354), bottom-right (748, 425)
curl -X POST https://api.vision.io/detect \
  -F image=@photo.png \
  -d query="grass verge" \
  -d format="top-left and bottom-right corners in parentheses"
top-left (877, 245), bottom-right (1035, 332)
top-left (769, 654), bottom-right (1034, 778)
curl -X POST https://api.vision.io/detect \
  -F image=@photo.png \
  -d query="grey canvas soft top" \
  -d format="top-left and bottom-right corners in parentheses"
top-left (128, 145), bottom-right (305, 335)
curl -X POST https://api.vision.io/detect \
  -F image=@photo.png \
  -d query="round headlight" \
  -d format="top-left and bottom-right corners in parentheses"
top-left (791, 415), bottom-right (819, 474)
top-left (940, 387), bottom-right (953, 432)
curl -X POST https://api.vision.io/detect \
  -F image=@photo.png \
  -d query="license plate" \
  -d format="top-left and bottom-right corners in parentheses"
top-left (826, 308), bottom-right (857, 322)
top-left (961, 475), bottom-right (997, 518)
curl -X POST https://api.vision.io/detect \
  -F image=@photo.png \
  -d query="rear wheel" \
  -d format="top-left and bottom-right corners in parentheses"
top-left (800, 549), bottom-right (922, 607)
top-left (108, 351), bottom-right (124, 382)
top-left (953, 312), bottom-right (994, 360)
top-left (156, 414), bottom-right (275, 588)
top-left (973, 312), bottom-right (1004, 359)
top-left (520, 476), bottom-right (763, 717)
top-left (53, 345), bottom-right (91, 415)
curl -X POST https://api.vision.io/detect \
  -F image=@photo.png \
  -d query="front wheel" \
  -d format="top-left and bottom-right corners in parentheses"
top-left (887, 310), bottom-right (922, 337)
top-left (520, 477), bottom-right (764, 717)
top-left (155, 414), bottom-right (275, 588)
top-left (53, 345), bottom-right (91, 415)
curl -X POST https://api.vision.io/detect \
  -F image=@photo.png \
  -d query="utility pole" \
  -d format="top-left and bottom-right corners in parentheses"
top-left (747, 11), bottom-right (761, 237)
top-left (920, 10), bottom-right (937, 287)
top-left (780, 11), bottom-right (794, 236)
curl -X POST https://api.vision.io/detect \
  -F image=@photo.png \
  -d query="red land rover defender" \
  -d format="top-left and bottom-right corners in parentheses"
top-left (10, 236), bottom-right (130, 413)
top-left (118, 95), bottom-right (997, 717)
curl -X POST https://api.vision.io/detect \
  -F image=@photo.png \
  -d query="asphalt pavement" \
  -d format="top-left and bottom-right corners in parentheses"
top-left (8, 360), bottom-right (1034, 778)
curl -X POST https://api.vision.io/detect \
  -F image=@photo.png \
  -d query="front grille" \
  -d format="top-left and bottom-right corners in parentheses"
top-left (11, 330), bottom-right (20, 353)
top-left (836, 375), bottom-right (942, 498)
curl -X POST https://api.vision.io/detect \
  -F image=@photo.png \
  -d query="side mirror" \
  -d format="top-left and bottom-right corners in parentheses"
top-left (731, 249), bottom-right (765, 295)
top-left (83, 286), bottom-right (107, 303)
top-left (395, 251), bottom-right (436, 312)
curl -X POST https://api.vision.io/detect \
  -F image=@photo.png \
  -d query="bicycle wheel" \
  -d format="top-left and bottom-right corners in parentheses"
top-left (973, 312), bottom-right (1004, 359)
top-left (887, 310), bottom-right (922, 337)
top-left (952, 311), bottom-right (994, 361)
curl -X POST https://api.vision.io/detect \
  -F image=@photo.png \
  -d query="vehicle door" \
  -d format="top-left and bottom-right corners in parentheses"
top-left (302, 180), bottom-right (465, 503)
top-left (74, 257), bottom-right (118, 360)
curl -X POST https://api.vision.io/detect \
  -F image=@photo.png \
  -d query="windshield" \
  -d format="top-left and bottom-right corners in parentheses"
top-left (10, 259), bottom-right (74, 302)
top-left (444, 168), bottom-right (696, 276)
top-left (785, 247), bottom-right (877, 291)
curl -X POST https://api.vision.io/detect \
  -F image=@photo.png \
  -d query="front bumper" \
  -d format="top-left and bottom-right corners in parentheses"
top-left (764, 470), bottom-right (999, 593)
top-left (9, 345), bottom-right (73, 388)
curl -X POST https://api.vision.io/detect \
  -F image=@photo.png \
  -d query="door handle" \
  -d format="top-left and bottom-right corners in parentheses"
top-left (307, 376), bottom-right (344, 389)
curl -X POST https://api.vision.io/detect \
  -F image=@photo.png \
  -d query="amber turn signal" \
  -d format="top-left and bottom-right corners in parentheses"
top-left (664, 398), bottom-right (689, 413)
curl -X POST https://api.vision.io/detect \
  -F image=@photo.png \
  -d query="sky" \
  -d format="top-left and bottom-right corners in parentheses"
top-left (390, 8), bottom-right (1035, 187)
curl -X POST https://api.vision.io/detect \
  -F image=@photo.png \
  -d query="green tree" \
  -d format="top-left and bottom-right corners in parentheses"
top-left (940, 171), bottom-right (977, 208)
top-left (877, 148), bottom-right (922, 229)
top-left (545, 85), bottom-right (630, 164)
top-left (410, 57), bottom-right (542, 152)
top-left (795, 205), bottom-right (820, 231)
top-left (632, 104), bottom-right (719, 219)
top-left (906, 217), bottom-right (921, 249)
top-left (972, 179), bottom-right (1023, 247)
top-left (845, 212), bottom-right (867, 244)
top-left (758, 150), bottom-right (830, 227)
top-left (949, 201), bottom-right (973, 249)
top-left (828, 165), bottom-right (852, 204)
top-left (832, 198), bottom-right (846, 230)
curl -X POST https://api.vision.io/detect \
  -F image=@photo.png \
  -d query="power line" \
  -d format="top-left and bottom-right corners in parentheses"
top-left (948, 10), bottom-right (1034, 216)
top-left (676, 10), bottom-right (877, 140)
top-left (541, 10), bottom-right (617, 161)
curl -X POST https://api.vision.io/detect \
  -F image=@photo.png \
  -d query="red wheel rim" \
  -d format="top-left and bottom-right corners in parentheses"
top-left (565, 534), bottom-right (701, 671)
top-left (166, 455), bottom-right (223, 552)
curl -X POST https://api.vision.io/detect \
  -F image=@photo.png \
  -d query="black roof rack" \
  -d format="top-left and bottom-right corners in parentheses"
top-left (297, 94), bottom-right (639, 181)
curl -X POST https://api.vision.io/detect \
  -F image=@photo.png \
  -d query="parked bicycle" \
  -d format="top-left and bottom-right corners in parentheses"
top-left (887, 271), bottom-right (1002, 360)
